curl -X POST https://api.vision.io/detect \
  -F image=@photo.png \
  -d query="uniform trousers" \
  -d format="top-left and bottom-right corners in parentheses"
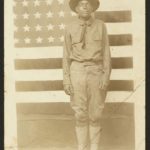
top-left (70, 61), bottom-right (107, 127)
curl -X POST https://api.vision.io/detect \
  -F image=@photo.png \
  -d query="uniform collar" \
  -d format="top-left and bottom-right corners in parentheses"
top-left (78, 16), bottom-right (94, 26)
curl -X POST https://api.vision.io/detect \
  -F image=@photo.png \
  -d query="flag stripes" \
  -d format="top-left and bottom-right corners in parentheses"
top-left (98, 0), bottom-right (132, 11)
top-left (109, 34), bottom-right (132, 46)
top-left (15, 46), bottom-right (133, 59)
top-left (14, 11), bottom-right (132, 24)
top-left (15, 57), bottom-right (133, 70)
top-left (15, 33), bottom-right (132, 47)
top-left (15, 69), bottom-right (134, 81)
top-left (15, 91), bottom-right (133, 103)
top-left (95, 11), bottom-right (132, 22)
top-left (15, 80), bottom-right (134, 92)
top-left (106, 23), bottom-right (132, 34)
top-left (16, 102), bottom-right (134, 115)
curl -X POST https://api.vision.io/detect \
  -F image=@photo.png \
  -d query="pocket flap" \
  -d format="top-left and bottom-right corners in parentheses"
top-left (72, 35), bottom-right (81, 44)
top-left (92, 33), bottom-right (101, 40)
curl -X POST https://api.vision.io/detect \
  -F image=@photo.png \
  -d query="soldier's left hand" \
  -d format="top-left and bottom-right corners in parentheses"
top-left (99, 80), bottom-right (108, 90)
top-left (64, 84), bottom-right (74, 95)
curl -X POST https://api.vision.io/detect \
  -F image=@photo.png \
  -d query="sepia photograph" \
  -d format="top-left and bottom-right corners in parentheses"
top-left (4, 0), bottom-right (145, 150)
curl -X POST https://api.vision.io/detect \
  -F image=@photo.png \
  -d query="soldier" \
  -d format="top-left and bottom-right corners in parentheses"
top-left (63, 0), bottom-right (111, 149)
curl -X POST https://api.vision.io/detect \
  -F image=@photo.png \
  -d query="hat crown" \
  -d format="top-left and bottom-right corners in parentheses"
top-left (69, 0), bottom-right (100, 12)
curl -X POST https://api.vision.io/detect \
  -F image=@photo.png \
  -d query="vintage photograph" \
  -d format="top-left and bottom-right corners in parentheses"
top-left (4, 0), bottom-right (145, 150)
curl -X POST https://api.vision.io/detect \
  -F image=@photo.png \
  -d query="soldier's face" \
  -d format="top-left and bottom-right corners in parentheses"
top-left (75, 0), bottom-right (93, 18)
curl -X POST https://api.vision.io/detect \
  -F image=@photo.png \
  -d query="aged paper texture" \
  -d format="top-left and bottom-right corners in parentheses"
top-left (4, 0), bottom-right (145, 150)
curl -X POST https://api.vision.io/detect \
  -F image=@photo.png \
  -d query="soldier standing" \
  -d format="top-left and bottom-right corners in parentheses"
top-left (63, 0), bottom-right (111, 149)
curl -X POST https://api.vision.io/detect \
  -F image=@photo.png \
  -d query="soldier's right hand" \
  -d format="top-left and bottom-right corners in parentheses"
top-left (64, 84), bottom-right (74, 95)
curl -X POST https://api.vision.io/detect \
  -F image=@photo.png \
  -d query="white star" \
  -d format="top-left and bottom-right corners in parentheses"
top-left (35, 24), bottom-right (42, 31)
top-left (34, 0), bottom-right (40, 7)
top-left (59, 11), bottom-right (65, 17)
top-left (57, 0), bottom-right (64, 5)
top-left (22, 0), bottom-right (28, 7)
top-left (36, 37), bottom-right (43, 43)
top-left (60, 36), bottom-right (64, 42)
top-left (47, 24), bottom-right (54, 30)
top-left (24, 38), bottom-right (31, 44)
top-left (48, 36), bottom-right (54, 43)
top-left (71, 11), bottom-right (77, 16)
top-left (23, 13), bottom-right (29, 19)
top-left (46, 0), bottom-right (53, 5)
top-left (13, 1), bottom-right (16, 7)
top-left (14, 14), bottom-right (17, 19)
top-left (14, 26), bottom-right (18, 32)
top-left (59, 23), bottom-right (66, 30)
top-left (34, 12), bottom-right (41, 19)
top-left (47, 11), bottom-right (53, 18)
top-left (14, 38), bottom-right (19, 44)
top-left (23, 25), bottom-right (30, 32)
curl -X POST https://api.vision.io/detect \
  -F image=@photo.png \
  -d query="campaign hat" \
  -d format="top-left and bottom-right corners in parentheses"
top-left (69, 0), bottom-right (100, 12)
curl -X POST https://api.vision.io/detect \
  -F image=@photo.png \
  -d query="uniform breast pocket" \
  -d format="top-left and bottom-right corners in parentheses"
top-left (91, 33), bottom-right (102, 48)
top-left (72, 36), bottom-right (81, 45)
top-left (92, 32), bottom-right (102, 41)
top-left (71, 31), bottom-right (81, 45)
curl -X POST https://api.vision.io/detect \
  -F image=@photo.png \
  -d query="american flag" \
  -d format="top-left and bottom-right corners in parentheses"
top-left (13, 0), bottom-right (134, 103)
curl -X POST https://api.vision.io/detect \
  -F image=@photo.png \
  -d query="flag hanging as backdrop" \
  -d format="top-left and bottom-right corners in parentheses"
top-left (13, 0), bottom-right (132, 47)
top-left (13, 0), bottom-right (134, 103)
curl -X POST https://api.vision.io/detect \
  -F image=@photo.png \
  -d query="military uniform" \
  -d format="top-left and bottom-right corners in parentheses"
top-left (63, 0), bottom-right (111, 149)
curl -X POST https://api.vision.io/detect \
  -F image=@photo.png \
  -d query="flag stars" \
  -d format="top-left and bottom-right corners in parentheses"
top-left (22, 0), bottom-right (28, 7)
top-left (23, 25), bottom-right (30, 32)
top-left (46, 0), bottom-right (53, 5)
top-left (34, 0), bottom-right (40, 7)
top-left (47, 24), bottom-right (54, 30)
top-left (59, 23), bottom-right (66, 30)
top-left (35, 24), bottom-right (42, 31)
top-left (57, 0), bottom-right (64, 5)
top-left (36, 37), bottom-right (43, 43)
top-left (23, 13), bottom-right (29, 19)
top-left (14, 14), bottom-right (17, 19)
top-left (34, 12), bottom-right (41, 19)
top-left (47, 11), bottom-right (53, 18)
top-left (14, 38), bottom-right (19, 44)
top-left (59, 11), bottom-right (65, 17)
top-left (71, 11), bottom-right (77, 16)
top-left (13, 1), bottom-right (17, 7)
top-left (59, 36), bottom-right (64, 42)
top-left (14, 26), bottom-right (18, 32)
top-left (24, 38), bottom-right (31, 44)
top-left (48, 36), bottom-right (54, 43)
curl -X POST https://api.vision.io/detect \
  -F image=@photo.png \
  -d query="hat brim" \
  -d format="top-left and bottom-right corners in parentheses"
top-left (69, 0), bottom-right (100, 12)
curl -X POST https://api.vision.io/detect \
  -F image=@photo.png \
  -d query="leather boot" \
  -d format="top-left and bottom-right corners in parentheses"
top-left (89, 126), bottom-right (101, 150)
top-left (75, 126), bottom-right (89, 150)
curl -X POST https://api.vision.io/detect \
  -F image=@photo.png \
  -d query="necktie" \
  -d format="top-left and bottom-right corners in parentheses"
top-left (80, 22), bottom-right (87, 49)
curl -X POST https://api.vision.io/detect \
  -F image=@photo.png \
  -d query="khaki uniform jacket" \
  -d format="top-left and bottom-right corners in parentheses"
top-left (63, 17), bottom-right (111, 87)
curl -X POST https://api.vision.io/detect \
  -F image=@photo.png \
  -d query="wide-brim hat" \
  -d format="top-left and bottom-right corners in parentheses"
top-left (69, 0), bottom-right (100, 12)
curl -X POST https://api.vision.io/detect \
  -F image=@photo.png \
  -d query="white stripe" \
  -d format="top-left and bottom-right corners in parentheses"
top-left (15, 69), bottom-right (63, 81)
top-left (106, 91), bottom-right (133, 102)
top-left (15, 69), bottom-right (134, 81)
top-left (15, 46), bottom-right (132, 59)
top-left (110, 69), bottom-right (134, 80)
top-left (15, 91), bottom-right (133, 103)
top-left (15, 47), bottom-right (63, 59)
top-left (106, 23), bottom-right (132, 34)
top-left (98, 0), bottom-right (131, 11)
top-left (111, 46), bottom-right (133, 58)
